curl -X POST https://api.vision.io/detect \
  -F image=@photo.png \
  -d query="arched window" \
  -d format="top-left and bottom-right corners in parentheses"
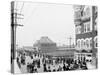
top-left (77, 39), bottom-right (81, 50)
top-left (86, 38), bottom-right (89, 49)
top-left (81, 39), bottom-right (84, 49)
top-left (90, 38), bottom-right (92, 49)
top-left (84, 39), bottom-right (86, 50)
top-left (94, 36), bottom-right (97, 48)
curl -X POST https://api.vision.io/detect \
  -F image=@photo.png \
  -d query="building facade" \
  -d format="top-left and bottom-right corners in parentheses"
top-left (74, 5), bottom-right (98, 67)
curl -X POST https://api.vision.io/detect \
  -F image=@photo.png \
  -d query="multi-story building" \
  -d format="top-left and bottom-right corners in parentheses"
top-left (74, 5), bottom-right (97, 67)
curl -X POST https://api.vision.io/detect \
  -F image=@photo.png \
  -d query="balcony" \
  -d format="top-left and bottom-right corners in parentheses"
top-left (81, 16), bottom-right (90, 23)
top-left (74, 18), bottom-right (82, 25)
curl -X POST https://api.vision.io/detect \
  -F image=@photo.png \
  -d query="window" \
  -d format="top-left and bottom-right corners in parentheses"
top-left (84, 39), bottom-right (86, 49)
top-left (90, 38), bottom-right (92, 49)
top-left (84, 23), bottom-right (87, 33)
top-left (85, 7), bottom-right (90, 17)
top-left (75, 11), bottom-right (81, 19)
top-left (87, 22), bottom-right (90, 32)
top-left (94, 18), bottom-right (97, 30)
top-left (83, 38), bottom-right (92, 50)
top-left (84, 22), bottom-right (91, 33)
top-left (81, 39), bottom-right (84, 49)
top-left (83, 6), bottom-right (90, 18)
top-left (76, 26), bottom-right (81, 34)
top-left (77, 39), bottom-right (81, 50)
top-left (86, 38), bottom-right (89, 49)
top-left (94, 36), bottom-right (97, 48)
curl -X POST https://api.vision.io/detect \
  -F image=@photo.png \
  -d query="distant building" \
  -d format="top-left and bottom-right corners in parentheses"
top-left (33, 36), bottom-right (57, 53)
top-left (74, 5), bottom-right (97, 67)
top-left (33, 36), bottom-right (75, 60)
top-left (17, 46), bottom-right (35, 51)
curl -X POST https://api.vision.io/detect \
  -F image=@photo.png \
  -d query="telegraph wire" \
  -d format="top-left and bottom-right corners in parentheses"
top-left (24, 4), bottom-right (40, 24)
top-left (20, 2), bottom-right (24, 14)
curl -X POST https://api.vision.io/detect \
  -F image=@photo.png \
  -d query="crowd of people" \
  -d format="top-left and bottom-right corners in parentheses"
top-left (16, 51), bottom-right (88, 73)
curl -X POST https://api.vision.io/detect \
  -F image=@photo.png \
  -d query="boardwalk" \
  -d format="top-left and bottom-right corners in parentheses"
top-left (14, 59), bottom-right (21, 73)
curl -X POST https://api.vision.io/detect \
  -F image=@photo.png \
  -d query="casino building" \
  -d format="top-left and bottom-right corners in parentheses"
top-left (33, 36), bottom-right (57, 53)
top-left (74, 5), bottom-right (97, 67)
top-left (33, 36), bottom-right (75, 62)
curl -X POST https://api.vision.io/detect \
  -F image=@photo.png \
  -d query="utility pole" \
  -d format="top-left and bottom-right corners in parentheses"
top-left (11, 1), bottom-right (24, 73)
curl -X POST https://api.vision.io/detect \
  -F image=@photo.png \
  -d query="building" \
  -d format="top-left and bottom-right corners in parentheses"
top-left (74, 5), bottom-right (98, 67)
top-left (33, 36), bottom-right (75, 61)
top-left (33, 36), bottom-right (57, 53)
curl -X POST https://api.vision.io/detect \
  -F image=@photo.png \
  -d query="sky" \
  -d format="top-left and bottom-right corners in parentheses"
top-left (15, 2), bottom-right (75, 47)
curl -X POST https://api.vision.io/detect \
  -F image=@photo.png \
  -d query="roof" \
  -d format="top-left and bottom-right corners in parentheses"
top-left (38, 36), bottom-right (55, 44)
top-left (33, 36), bottom-right (56, 47)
